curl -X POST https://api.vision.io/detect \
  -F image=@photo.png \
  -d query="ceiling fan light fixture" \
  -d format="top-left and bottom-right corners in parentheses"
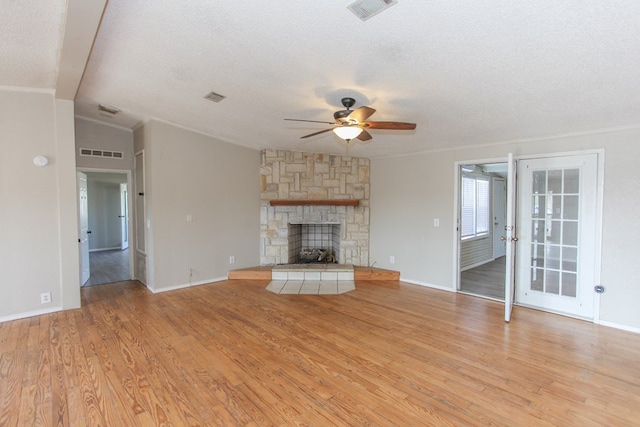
top-left (333, 126), bottom-right (363, 141)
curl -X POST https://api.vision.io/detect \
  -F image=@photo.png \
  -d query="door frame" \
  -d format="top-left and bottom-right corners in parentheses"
top-left (120, 182), bottom-right (129, 250)
top-left (77, 172), bottom-right (90, 285)
top-left (453, 149), bottom-right (604, 323)
top-left (453, 156), bottom-right (508, 298)
top-left (76, 167), bottom-right (134, 284)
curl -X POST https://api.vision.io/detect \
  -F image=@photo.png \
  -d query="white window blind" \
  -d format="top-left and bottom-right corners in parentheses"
top-left (476, 179), bottom-right (489, 234)
top-left (461, 177), bottom-right (476, 237)
top-left (461, 175), bottom-right (490, 239)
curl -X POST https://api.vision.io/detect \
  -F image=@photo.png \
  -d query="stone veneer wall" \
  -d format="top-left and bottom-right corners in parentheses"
top-left (260, 149), bottom-right (370, 266)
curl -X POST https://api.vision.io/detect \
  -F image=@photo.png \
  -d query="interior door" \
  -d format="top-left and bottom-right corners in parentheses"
top-left (120, 182), bottom-right (129, 250)
top-left (504, 154), bottom-right (517, 322)
top-left (515, 154), bottom-right (598, 319)
top-left (492, 177), bottom-right (506, 258)
top-left (78, 172), bottom-right (90, 285)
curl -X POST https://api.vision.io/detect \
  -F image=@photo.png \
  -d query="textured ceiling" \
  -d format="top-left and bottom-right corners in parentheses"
top-left (5, 1), bottom-right (640, 158)
top-left (1, 0), bottom-right (67, 89)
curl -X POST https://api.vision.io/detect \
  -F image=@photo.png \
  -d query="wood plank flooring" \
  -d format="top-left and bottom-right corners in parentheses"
top-left (2, 279), bottom-right (640, 426)
top-left (460, 257), bottom-right (506, 299)
top-left (84, 248), bottom-right (130, 287)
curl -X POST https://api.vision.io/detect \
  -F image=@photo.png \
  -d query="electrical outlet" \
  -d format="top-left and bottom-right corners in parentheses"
top-left (40, 292), bottom-right (51, 304)
top-left (390, 255), bottom-right (395, 264)
top-left (229, 255), bottom-right (236, 264)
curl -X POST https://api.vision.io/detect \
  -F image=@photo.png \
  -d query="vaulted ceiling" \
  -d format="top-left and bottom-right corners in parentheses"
top-left (4, 1), bottom-right (640, 158)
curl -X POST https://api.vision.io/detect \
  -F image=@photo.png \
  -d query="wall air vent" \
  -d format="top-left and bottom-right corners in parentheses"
top-left (204, 91), bottom-right (226, 103)
top-left (347, 0), bottom-right (398, 21)
top-left (79, 148), bottom-right (124, 159)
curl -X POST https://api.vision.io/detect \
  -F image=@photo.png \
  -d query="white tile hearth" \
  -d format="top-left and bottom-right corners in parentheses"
top-left (266, 280), bottom-right (356, 295)
top-left (266, 264), bottom-right (356, 295)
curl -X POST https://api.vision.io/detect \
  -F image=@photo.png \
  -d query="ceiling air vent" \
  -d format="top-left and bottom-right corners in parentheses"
top-left (204, 91), bottom-right (226, 103)
top-left (347, 0), bottom-right (398, 21)
top-left (97, 104), bottom-right (120, 115)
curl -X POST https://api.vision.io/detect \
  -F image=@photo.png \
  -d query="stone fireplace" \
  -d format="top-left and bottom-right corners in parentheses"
top-left (260, 150), bottom-right (370, 266)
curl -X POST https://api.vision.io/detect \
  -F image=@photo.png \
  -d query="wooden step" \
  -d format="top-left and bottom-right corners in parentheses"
top-left (228, 265), bottom-right (400, 281)
top-left (227, 266), bottom-right (272, 280)
top-left (354, 266), bottom-right (400, 281)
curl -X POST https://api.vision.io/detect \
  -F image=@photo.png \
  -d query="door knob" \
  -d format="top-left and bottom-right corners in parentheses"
top-left (500, 236), bottom-right (506, 241)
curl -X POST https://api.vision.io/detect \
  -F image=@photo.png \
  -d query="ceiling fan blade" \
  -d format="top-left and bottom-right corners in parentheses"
top-left (356, 129), bottom-right (372, 142)
top-left (285, 118), bottom-right (335, 124)
top-left (362, 121), bottom-right (416, 130)
top-left (300, 128), bottom-right (334, 138)
top-left (348, 106), bottom-right (376, 123)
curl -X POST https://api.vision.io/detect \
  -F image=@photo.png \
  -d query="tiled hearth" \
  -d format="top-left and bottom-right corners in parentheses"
top-left (266, 264), bottom-right (356, 295)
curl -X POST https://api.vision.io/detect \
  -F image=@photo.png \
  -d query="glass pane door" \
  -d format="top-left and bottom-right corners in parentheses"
top-left (529, 168), bottom-right (579, 298)
top-left (516, 154), bottom-right (598, 319)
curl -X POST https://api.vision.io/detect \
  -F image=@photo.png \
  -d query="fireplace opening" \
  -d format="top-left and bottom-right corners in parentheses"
top-left (288, 223), bottom-right (340, 264)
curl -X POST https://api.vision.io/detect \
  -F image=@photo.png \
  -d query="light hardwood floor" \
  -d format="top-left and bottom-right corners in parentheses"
top-left (1, 279), bottom-right (639, 426)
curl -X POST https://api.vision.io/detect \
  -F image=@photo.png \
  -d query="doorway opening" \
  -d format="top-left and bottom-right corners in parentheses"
top-left (79, 170), bottom-right (133, 287)
top-left (457, 162), bottom-right (507, 300)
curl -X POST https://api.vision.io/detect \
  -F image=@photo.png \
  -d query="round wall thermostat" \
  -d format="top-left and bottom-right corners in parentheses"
top-left (33, 155), bottom-right (49, 167)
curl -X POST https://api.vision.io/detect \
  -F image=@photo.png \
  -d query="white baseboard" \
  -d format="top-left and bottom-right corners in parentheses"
top-left (598, 320), bottom-right (640, 334)
top-left (151, 276), bottom-right (227, 294)
top-left (400, 277), bottom-right (455, 292)
top-left (0, 306), bottom-right (62, 323)
top-left (89, 246), bottom-right (122, 252)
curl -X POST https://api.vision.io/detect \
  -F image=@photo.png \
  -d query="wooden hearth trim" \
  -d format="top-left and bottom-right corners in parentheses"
top-left (269, 200), bottom-right (359, 206)
top-left (227, 265), bottom-right (401, 281)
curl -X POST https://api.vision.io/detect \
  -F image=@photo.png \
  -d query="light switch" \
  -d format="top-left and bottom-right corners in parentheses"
top-left (434, 218), bottom-right (440, 227)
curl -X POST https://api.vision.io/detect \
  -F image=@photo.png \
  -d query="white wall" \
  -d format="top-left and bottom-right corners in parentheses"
top-left (75, 117), bottom-right (134, 170)
top-left (0, 88), bottom-right (80, 321)
top-left (134, 120), bottom-right (260, 292)
top-left (86, 173), bottom-right (127, 250)
top-left (371, 128), bottom-right (640, 330)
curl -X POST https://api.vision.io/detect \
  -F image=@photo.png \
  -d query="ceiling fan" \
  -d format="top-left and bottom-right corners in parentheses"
top-left (285, 97), bottom-right (416, 142)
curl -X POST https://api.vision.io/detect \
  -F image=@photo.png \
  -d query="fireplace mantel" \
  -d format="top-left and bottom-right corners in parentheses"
top-left (269, 200), bottom-right (359, 207)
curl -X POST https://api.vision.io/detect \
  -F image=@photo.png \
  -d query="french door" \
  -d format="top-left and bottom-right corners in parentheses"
top-left (515, 154), bottom-right (598, 319)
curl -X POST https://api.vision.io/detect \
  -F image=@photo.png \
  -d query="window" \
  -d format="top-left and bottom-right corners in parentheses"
top-left (461, 175), bottom-right (490, 239)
